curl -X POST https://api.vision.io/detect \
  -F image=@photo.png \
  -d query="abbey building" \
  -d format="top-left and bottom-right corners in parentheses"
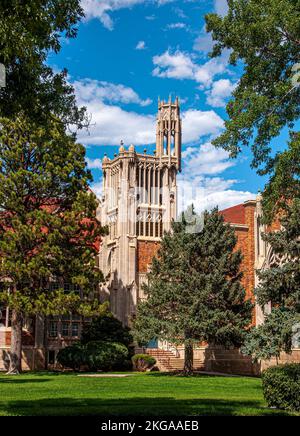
top-left (97, 97), bottom-right (181, 325)
top-left (0, 98), bottom-right (299, 373)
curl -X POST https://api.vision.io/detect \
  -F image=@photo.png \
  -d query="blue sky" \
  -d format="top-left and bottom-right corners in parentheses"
top-left (48, 0), bottom-right (273, 212)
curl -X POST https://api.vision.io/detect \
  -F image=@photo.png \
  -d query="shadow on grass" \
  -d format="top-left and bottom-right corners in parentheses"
top-left (0, 397), bottom-right (291, 416)
top-left (0, 378), bottom-right (51, 384)
top-left (147, 371), bottom-right (240, 378)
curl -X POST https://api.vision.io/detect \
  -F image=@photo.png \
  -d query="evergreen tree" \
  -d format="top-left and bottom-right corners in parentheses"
top-left (0, 115), bottom-right (107, 374)
top-left (133, 208), bottom-right (252, 374)
top-left (81, 312), bottom-right (133, 347)
top-left (206, 1), bottom-right (300, 363)
top-left (243, 199), bottom-right (300, 361)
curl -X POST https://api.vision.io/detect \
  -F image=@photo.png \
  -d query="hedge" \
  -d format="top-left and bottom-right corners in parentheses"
top-left (262, 363), bottom-right (300, 411)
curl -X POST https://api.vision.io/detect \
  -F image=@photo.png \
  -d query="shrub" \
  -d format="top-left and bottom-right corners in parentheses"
top-left (85, 341), bottom-right (129, 371)
top-left (132, 354), bottom-right (156, 372)
top-left (57, 341), bottom-right (129, 372)
top-left (262, 363), bottom-right (300, 411)
top-left (57, 343), bottom-right (84, 371)
top-left (81, 313), bottom-right (133, 347)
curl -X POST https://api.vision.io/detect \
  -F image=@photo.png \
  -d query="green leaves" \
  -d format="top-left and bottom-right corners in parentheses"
top-left (0, 1), bottom-right (87, 127)
top-left (0, 116), bottom-right (106, 317)
top-left (243, 198), bottom-right (300, 359)
top-left (262, 132), bottom-right (300, 221)
top-left (205, 0), bottom-right (300, 174)
top-left (133, 208), bottom-right (252, 348)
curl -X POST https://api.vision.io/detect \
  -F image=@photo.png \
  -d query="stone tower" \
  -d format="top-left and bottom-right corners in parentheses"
top-left (97, 97), bottom-right (182, 325)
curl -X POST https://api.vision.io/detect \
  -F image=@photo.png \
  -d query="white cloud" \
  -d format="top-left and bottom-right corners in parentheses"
top-left (193, 26), bottom-right (214, 53)
top-left (153, 50), bottom-right (195, 80)
top-left (73, 78), bottom-right (224, 146)
top-left (81, 0), bottom-right (176, 30)
top-left (136, 40), bottom-right (146, 50)
top-left (86, 157), bottom-right (102, 169)
top-left (182, 110), bottom-right (223, 143)
top-left (77, 101), bottom-right (155, 146)
top-left (90, 181), bottom-right (103, 198)
top-left (152, 50), bottom-right (229, 87)
top-left (214, 0), bottom-right (229, 17)
top-left (205, 79), bottom-right (236, 107)
top-left (193, 1), bottom-right (228, 53)
top-left (182, 142), bottom-right (234, 176)
top-left (166, 22), bottom-right (186, 30)
top-left (73, 78), bottom-right (152, 106)
top-left (178, 142), bottom-right (255, 213)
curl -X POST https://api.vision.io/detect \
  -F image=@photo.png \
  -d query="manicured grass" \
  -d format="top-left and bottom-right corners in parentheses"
top-left (0, 371), bottom-right (297, 416)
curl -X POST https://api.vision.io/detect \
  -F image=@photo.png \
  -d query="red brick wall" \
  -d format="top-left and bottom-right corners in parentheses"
top-left (224, 202), bottom-right (256, 325)
top-left (137, 240), bottom-right (160, 273)
top-left (4, 330), bottom-right (35, 346)
top-left (244, 202), bottom-right (256, 307)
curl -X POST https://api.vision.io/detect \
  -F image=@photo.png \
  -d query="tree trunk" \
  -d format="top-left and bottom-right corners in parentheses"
top-left (7, 310), bottom-right (22, 375)
top-left (183, 339), bottom-right (193, 375)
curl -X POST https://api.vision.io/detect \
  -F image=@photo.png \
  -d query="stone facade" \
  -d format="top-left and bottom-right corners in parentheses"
top-left (97, 98), bottom-right (181, 324)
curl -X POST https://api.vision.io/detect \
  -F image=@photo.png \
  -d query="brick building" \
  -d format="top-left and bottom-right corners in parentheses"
top-left (1, 98), bottom-right (299, 373)
top-left (97, 98), bottom-right (299, 374)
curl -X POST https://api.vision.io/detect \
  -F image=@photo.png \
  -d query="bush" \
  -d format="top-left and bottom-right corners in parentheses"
top-left (57, 341), bottom-right (129, 372)
top-left (85, 341), bottom-right (129, 371)
top-left (262, 363), bottom-right (300, 411)
top-left (81, 313), bottom-right (133, 347)
top-left (57, 343), bottom-right (84, 371)
top-left (132, 354), bottom-right (156, 372)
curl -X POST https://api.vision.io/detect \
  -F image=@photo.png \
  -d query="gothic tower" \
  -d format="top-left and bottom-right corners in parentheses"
top-left (97, 98), bottom-right (182, 325)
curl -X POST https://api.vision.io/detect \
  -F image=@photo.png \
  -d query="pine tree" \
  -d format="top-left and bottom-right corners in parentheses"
top-left (243, 199), bottom-right (300, 361)
top-left (133, 208), bottom-right (252, 374)
top-left (0, 115), bottom-right (107, 374)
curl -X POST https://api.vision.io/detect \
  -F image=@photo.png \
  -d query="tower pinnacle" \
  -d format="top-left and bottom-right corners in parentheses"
top-left (156, 97), bottom-right (182, 171)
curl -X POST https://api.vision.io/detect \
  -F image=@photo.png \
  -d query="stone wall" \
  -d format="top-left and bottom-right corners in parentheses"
top-left (0, 346), bottom-right (45, 371)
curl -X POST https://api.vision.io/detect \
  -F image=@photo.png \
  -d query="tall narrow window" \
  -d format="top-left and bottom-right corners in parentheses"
top-left (49, 320), bottom-right (58, 338)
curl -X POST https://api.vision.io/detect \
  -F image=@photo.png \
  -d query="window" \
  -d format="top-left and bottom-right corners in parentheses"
top-left (71, 323), bottom-right (79, 337)
top-left (0, 306), bottom-right (6, 327)
top-left (62, 322), bottom-right (69, 337)
top-left (48, 314), bottom-right (81, 338)
top-left (50, 281), bottom-right (81, 295)
top-left (49, 321), bottom-right (58, 338)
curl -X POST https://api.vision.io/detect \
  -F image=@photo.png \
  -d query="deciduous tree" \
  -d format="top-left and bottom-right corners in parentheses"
top-left (205, 0), bottom-right (300, 174)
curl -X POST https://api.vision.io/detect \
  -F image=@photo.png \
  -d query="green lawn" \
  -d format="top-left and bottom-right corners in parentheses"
top-left (0, 372), bottom-right (297, 416)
